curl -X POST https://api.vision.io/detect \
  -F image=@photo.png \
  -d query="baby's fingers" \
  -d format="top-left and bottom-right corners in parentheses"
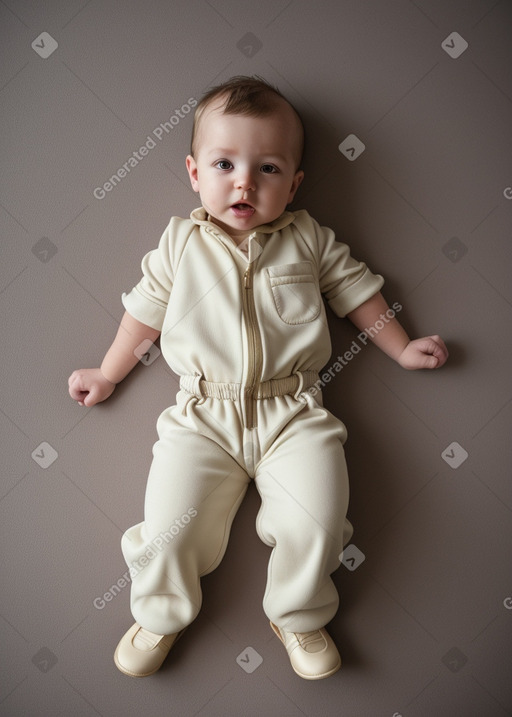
top-left (424, 335), bottom-right (449, 368)
top-left (68, 368), bottom-right (115, 407)
top-left (82, 384), bottom-right (105, 407)
top-left (68, 371), bottom-right (89, 405)
top-left (398, 336), bottom-right (449, 370)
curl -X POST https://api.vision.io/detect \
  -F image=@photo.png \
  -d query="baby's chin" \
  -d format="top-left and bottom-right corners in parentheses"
top-left (207, 212), bottom-right (260, 235)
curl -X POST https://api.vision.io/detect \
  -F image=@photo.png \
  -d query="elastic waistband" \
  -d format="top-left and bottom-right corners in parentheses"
top-left (179, 371), bottom-right (319, 400)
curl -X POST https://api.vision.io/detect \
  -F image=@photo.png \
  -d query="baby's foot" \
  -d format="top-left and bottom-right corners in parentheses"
top-left (114, 622), bottom-right (185, 677)
top-left (270, 622), bottom-right (341, 679)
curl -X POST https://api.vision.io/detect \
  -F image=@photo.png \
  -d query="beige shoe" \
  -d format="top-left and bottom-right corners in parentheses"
top-left (270, 622), bottom-right (341, 680)
top-left (114, 622), bottom-right (185, 677)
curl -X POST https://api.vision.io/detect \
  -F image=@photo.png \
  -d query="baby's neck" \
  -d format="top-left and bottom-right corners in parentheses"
top-left (226, 228), bottom-right (251, 245)
top-left (207, 216), bottom-right (251, 246)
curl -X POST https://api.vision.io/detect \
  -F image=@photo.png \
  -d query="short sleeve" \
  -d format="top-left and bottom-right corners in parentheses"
top-left (121, 221), bottom-right (176, 331)
top-left (307, 214), bottom-right (384, 317)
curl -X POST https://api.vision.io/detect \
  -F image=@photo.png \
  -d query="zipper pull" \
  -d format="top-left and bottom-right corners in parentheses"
top-left (244, 267), bottom-right (252, 289)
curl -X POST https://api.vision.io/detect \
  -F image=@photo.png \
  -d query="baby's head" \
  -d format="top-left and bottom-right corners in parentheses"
top-left (190, 76), bottom-right (304, 168)
top-left (186, 76), bottom-right (305, 236)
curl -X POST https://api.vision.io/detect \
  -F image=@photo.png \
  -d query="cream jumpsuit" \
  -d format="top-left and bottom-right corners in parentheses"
top-left (120, 207), bottom-right (384, 636)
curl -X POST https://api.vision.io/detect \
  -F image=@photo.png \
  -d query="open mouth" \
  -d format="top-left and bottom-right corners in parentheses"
top-left (231, 203), bottom-right (255, 217)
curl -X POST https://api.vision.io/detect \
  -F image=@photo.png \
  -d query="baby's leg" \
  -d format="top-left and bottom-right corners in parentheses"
top-left (121, 407), bottom-right (249, 635)
top-left (255, 401), bottom-right (352, 633)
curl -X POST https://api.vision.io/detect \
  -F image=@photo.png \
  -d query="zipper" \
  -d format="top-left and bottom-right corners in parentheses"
top-left (242, 261), bottom-right (263, 429)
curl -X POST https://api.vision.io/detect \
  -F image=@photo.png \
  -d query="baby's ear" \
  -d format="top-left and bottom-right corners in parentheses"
top-left (288, 170), bottom-right (304, 202)
top-left (186, 155), bottom-right (200, 192)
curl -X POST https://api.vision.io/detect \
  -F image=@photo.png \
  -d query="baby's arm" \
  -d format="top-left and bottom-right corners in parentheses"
top-left (347, 292), bottom-right (448, 370)
top-left (68, 311), bottom-right (161, 406)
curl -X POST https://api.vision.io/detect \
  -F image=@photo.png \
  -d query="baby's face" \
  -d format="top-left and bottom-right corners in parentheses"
top-left (186, 100), bottom-right (304, 237)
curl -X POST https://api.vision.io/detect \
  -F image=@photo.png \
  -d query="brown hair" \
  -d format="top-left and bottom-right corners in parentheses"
top-left (190, 75), bottom-right (304, 166)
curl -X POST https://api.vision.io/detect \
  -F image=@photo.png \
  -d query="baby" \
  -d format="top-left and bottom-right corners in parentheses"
top-left (69, 76), bottom-right (448, 680)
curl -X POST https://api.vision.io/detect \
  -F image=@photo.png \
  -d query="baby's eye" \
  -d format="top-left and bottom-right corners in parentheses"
top-left (260, 164), bottom-right (278, 174)
top-left (215, 160), bottom-right (232, 170)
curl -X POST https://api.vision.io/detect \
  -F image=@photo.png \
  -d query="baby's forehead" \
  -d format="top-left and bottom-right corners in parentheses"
top-left (196, 101), bottom-right (302, 151)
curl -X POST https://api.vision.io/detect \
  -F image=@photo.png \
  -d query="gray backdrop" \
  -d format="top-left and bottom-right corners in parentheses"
top-left (1, 1), bottom-right (512, 715)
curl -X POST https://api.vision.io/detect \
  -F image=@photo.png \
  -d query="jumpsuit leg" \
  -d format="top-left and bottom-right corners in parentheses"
top-left (255, 399), bottom-right (353, 633)
top-left (121, 405), bottom-right (250, 636)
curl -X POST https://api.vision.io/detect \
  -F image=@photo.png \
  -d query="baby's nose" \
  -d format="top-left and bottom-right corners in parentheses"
top-left (235, 169), bottom-right (256, 190)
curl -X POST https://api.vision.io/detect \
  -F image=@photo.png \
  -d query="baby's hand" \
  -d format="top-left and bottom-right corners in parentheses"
top-left (68, 368), bottom-right (116, 407)
top-left (397, 336), bottom-right (449, 370)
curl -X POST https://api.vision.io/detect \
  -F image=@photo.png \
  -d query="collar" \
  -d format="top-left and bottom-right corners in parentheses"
top-left (189, 206), bottom-right (297, 235)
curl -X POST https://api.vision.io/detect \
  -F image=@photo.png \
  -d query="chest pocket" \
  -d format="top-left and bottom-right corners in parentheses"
top-left (266, 261), bottom-right (321, 325)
